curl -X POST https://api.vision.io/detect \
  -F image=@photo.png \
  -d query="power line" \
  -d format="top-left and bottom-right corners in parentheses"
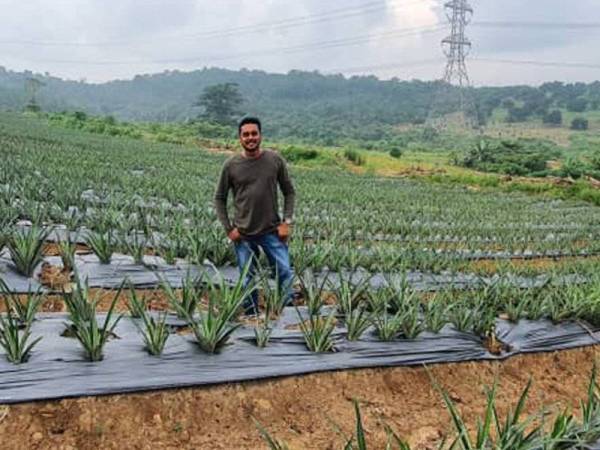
top-left (29, 25), bottom-right (446, 66)
top-left (181, 0), bottom-right (429, 40)
top-left (472, 21), bottom-right (600, 30)
top-left (323, 58), bottom-right (444, 75)
top-left (0, 0), bottom-right (430, 47)
top-left (472, 57), bottom-right (600, 70)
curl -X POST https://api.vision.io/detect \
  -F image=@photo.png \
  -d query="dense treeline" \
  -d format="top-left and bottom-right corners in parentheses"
top-left (1, 66), bottom-right (599, 142)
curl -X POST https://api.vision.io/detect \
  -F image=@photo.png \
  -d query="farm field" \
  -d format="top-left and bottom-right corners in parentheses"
top-left (2, 112), bottom-right (600, 448)
top-left (3, 113), bottom-right (600, 273)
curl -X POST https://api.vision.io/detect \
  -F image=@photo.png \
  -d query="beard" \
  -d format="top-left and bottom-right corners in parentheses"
top-left (242, 140), bottom-right (261, 153)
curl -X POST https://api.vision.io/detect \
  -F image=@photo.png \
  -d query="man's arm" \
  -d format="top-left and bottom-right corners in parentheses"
top-left (214, 164), bottom-right (233, 233)
top-left (277, 156), bottom-right (295, 221)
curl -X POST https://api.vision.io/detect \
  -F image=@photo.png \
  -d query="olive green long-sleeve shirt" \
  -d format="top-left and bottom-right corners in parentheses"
top-left (214, 150), bottom-right (295, 237)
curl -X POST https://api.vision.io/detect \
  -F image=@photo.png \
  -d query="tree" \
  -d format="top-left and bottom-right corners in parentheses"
top-left (195, 83), bottom-right (244, 125)
top-left (571, 117), bottom-right (589, 131)
top-left (543, 110), bottom-right (562, 126)
top-left (566, 97), bottom-right (588, 113)
top-left (506, 106), bottom-right (531, 123)
top-left (421, 126), bottom-right (438, 141)
top-left (501, 98), bottom-right (515, 109)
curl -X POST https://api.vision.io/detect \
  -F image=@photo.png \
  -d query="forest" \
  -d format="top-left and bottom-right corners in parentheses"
top-left (2, 66), bottom-right (600, 143)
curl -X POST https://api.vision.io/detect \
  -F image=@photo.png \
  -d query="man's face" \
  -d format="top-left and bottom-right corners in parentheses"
top-left (239, 123), bottom-right (261, 154)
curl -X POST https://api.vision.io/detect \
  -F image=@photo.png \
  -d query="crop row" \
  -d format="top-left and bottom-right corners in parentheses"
top-left (1, 115), bottom-right (599, 274)
top-left (1, 265), bottom-right (600, 364)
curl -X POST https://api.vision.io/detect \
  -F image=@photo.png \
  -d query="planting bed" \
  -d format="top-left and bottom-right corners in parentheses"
top-left (0, 347), bottom-right (598, 449)
top-left (0, 307), bottom-right (599, 404)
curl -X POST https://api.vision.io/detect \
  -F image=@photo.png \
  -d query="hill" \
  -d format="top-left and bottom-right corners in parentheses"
top-left (2, 66), bottom-right (600, 142)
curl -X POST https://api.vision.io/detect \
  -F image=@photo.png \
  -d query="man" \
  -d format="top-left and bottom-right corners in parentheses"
top-left (214, 116), bottom-right (295, 315)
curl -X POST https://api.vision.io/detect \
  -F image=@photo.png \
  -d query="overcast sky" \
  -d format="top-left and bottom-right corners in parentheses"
top-left (0, 0), bottom-right (598, 86)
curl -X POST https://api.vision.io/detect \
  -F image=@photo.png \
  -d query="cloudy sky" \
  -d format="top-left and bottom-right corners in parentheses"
top-left (0, 0), bottom-right (598, 86)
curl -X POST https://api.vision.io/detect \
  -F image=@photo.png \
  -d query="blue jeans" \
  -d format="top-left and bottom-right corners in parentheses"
top-left (234, 232), bottom-right (293, 315)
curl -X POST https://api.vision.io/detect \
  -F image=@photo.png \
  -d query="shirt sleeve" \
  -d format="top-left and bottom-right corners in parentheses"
top-left (214, 162), bottom-right (233, 232)
top-left (277, 155), bottom-right (296, 221)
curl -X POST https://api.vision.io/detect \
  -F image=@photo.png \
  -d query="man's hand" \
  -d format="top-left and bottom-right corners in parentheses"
top-left (228, 227), bottom-right (242, 242)
top-left (277, 222), bottom-right (291, 242)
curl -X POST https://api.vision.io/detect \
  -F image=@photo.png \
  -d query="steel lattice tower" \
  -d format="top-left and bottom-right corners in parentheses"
top-left (427, 0), bottom-right (478, 130)
top-left (24, 77), bottom-right (44, 112)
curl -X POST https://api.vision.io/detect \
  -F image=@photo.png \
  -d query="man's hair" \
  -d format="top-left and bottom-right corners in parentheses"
top-left (238, 116), bottom-right (262, 135)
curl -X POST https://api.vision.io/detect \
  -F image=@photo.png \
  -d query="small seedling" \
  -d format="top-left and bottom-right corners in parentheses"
top-left (0, 279), bottom-right (43, 325)
top-left (135, 310), bottom-right (169, 356)
top-left (183, 265), bottom-right (251, 353)
top-left (254, 320), bottom-right (273, 348)
top-left (126, 282), bottom-right (148, 318)
top-left (423, 298), bottom-right (449, 334)
top-left (260, 266), bottom-right (288, 317)
top-left (0, 306), bottom-right (41, 364)
top-left (58, 232), bottom-right (78, 272)
top-left (71, 283), bottom-right (124, 362)
top-left (332, 271), bottom-right (371, 317)
top-left (160, 272), bottom-right (201, 319)
top-left (85, 230), bottom-right (115, 264)
top-left (399, 300), bottom-right (424, 339)
top-left (298, 271), bottom-right (329, 316)
top-left (7, 225), bottom-right (50, 277)
top-left (345, 306), bottom-right (370, 341)
top-left (448, 302), bottom-right (476, 333)
top-left (254, 300), bottom-right (274, 348)
top-left (62, 273), bottom-right (96, 323)
top-left (371, 310), bottom-right (403, 341)
top-left (297, 309), bottom-right (336, 352)
top-left (253, 417), bottom-right (290, 450)
top-left (185, 298), bottom-right (241, 354)
top-left (119, 228), bottom-right (147, 265)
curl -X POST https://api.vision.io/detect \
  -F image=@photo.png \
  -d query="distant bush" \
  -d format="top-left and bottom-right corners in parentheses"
top-left (197, 121), bottom-right (233, 139)
top-left (590, 154), bottom-right (600, 171)
top-left (344, 149), bottom-right (365, 166)
top-left (457, 138), bottom-right (560, 176)
top-left (502, 99), bottom-right (515, 109)
top-left (107, 127), bottom-right (121, 136)
top-left (363, 142), bottom-right (374, 150)
top-left (280, 146), bottom-right (319, 162)
top-left (389, 147), bottom-right (403, 159)
top-left (559, 157), bottom-right (589, 179)
top-left (85, 122), bottom-right (106, 134)
top-left (506, 107), bottom-right (532, 123)
top-left (421, 127), bottom-right (438, 141)
top-left (73, 111), bottom-right (87, 121)
top-left (123, 127), bottom-right (143, 139)
top-left (571, 117), bottom-right (589, 131)
top-left (543, 110), bottom-right (562, 126)
top-left (155, 133), bottom-right (183, 144)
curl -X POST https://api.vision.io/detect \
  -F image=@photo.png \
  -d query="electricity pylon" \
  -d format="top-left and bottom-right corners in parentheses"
top-left (25, 78), bottom-right (44, 112)
top-left (426, 0), bottom-right (479, 131)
